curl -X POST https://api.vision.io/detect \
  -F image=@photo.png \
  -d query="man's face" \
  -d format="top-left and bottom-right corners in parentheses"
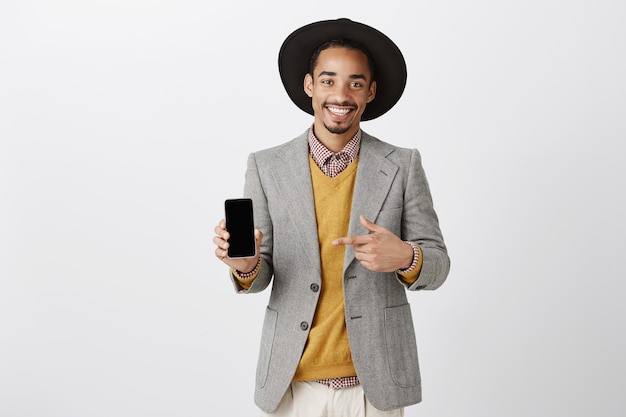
top-left (304, 47), bottom-right (376, 136)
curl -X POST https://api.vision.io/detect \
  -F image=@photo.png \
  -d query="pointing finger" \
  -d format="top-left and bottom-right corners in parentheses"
top-left (332, 234), bottom-right (370, 246)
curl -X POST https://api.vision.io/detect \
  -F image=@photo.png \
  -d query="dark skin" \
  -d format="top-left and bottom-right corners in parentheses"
top-left (303, 47), bottom-right (375, 152)
top-left (213, 46), bottom-right (413, 273)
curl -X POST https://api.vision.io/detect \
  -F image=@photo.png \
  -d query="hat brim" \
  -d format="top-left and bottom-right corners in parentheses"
top-left (278, 18), bottom-right (407, 121)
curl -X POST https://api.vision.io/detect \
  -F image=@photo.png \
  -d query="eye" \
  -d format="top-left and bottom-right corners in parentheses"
top-left (321, 79), bottom-right (333, 85)
top-left (350, 81), bottom-right (363, 88)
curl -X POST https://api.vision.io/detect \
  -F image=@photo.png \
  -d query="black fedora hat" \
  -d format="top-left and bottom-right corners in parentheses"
top-left (278, 18), bottom-right (407, 121)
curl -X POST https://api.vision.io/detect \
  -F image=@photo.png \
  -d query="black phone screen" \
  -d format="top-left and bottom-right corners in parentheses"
top-left (224, 198), bottom-right (256, 258)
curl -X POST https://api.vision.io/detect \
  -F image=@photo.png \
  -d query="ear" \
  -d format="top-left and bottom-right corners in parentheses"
top-left (367, 80), bottom-right (377, 103)
top-left (303, 73), bottom-right (313, 98)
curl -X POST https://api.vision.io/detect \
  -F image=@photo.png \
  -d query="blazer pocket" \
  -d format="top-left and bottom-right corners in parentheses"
top-left (384, 303), bottom-right (420, 387)
top-left (256, 306), bottom-right (278, 388)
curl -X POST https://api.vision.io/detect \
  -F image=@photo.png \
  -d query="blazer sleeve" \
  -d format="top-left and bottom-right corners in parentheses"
top-left (401, 148), bottom-right (450, 291)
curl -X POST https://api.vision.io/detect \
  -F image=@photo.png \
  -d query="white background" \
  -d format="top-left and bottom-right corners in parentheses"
top-left (2, 1), bottom-right (625, 416)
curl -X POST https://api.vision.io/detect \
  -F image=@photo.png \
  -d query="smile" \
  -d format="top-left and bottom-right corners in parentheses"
top-left (327, 106), bottom-right (352, 115)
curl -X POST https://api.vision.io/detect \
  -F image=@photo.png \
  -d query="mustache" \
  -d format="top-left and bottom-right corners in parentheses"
top-left (324, 101), bottom-right (357, 108)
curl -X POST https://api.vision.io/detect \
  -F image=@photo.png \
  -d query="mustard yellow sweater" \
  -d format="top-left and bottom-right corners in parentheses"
top-left (292, 156), bottom-right (360, 380)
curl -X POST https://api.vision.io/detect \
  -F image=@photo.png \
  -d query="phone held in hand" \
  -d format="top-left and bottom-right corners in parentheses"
top-left (224, 198), bottom-right (256, 258)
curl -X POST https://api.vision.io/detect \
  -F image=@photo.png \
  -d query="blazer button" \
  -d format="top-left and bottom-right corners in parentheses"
top-left (310, 283), bottom-right (319, 292)
top-left (300, 321), bottom-right (309, 331)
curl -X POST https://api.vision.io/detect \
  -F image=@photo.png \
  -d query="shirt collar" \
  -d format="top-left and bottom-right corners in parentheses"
top-left (308, 126), bottom-right (362, 168)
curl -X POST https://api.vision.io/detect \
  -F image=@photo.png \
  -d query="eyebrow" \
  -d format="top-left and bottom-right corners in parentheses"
top-left (317, 70), bottom-right (368, 81)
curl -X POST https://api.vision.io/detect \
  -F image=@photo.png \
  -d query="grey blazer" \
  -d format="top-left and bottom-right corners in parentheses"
top-left (230, 130), bottom-right (450, 413)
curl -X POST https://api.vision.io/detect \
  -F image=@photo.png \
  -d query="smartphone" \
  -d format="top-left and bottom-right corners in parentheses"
top-left (224, 198), bottom-right (256, 258)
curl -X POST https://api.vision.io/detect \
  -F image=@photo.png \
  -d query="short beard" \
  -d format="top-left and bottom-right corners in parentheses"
top-left (324, 123), bottom-right (351, 135)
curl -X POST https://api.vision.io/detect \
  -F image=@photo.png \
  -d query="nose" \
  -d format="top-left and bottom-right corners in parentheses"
top-left (330, 83), bottom-right (351, 103)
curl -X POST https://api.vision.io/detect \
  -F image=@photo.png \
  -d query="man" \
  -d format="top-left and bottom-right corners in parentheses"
top-left (213, 18), bottom-right (450, 416)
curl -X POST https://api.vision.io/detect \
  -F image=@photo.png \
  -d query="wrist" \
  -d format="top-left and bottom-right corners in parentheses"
top-left (397, 241), bottom-right (419, 273)
top-left (236, 257), bottom-right (261, 279)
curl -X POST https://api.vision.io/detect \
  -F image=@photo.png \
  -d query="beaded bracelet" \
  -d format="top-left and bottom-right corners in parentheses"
top-left (397, 241), bottom-right (419, 273)
top-left (236, 257), bottom-right (262, 279)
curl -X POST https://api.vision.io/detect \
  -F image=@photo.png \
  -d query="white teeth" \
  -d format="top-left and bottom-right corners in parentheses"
top-left (328, 107), bottom-right (350, 115)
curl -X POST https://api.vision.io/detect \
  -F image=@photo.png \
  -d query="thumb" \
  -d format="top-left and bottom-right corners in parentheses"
top-left (254, 229), bottom-right (264, 251)
top-left (359, 215), bottom-right (384, 233)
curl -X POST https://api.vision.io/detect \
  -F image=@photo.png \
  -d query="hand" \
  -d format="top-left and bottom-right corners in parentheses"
top-left (332, 215), bottom-right (413, 272)
top-left (213, 219), bottom-right (263, 273)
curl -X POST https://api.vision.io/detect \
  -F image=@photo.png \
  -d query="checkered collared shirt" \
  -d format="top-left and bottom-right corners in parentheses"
top-left (308, 127), bottom-right (361, 178)
top-left (316, 375), bottom-right (360, 390)
top-left (307, 126), bottom-right (362, 389)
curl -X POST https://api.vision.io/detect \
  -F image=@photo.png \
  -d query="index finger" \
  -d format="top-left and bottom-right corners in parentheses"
top-left (332, 234), bottom-right (370, 246)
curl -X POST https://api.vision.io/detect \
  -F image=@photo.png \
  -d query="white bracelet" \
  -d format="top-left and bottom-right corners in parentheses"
top-left (397, 241), bottom-right (419, 273)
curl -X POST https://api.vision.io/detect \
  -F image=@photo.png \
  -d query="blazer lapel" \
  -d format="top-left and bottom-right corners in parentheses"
top-left (344, 133), bottom-right (399, 271)
top-left (270, 134), bottom-right (321, 271)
